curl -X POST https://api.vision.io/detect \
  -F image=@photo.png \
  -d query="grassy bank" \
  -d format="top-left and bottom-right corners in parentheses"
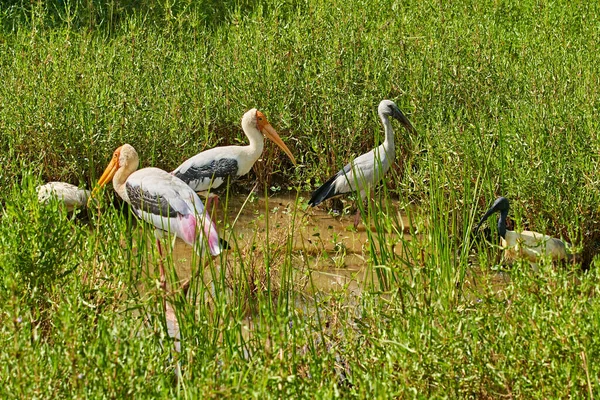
top-left (2, 0), bottom-right (600, 397)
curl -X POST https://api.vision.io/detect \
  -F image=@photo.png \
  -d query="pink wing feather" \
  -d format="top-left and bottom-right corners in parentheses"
top-left (177, 213), bottom-right (197, 245)
top-left (198, 211), bottom-right (222, 256)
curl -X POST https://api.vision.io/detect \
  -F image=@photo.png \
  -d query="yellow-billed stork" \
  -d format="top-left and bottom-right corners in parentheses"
top-left (37, 182), bottom-right (90, 212)
top-left (172, 108), bottom-right (297, 205)
top-left (91, 144), bottom-right (223, 288)
top-left (474, 197), bottom-right (574, 270)
top-left (308, 100), bottom-right (416, 227)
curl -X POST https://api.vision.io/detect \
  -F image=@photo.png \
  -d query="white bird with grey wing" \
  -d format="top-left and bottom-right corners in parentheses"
top-left (474, 196), bottom-right (574, 270)
top-left (90, 144), bottom-right (224, 291)
top-left (308, 100), bottom-right (416, 227)
top-left (37, 182), bottom-right (90, 212)
top-left (172, 108), bottom-right (297, 206)
top-left (90, 144), bottom-right (228, 378)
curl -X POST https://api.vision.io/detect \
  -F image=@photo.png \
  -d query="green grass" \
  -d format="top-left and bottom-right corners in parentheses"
top-left (2, 0), bottom-right (600, 397)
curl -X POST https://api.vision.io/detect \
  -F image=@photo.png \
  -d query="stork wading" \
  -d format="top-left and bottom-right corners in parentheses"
top-left (308, 100), bottom-right (416, 227)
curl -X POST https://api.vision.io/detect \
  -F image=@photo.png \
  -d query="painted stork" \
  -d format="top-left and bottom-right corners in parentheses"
top-left (91, 144), bottom-right (223, 288)
top-left (37, 182), bottom-right (90, 212)
top-left (474, 197), bottom-right (574, 270)
top-left (308, 99), bottom-right (416, 227)
top-left (172, 108), bottom-right (297, 205)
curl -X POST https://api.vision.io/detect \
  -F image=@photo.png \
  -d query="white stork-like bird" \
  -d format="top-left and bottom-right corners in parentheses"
top-left (37, 182), bottom-right (90, 212)
top-left (474, 197), bottom-right (574, 270)
top-left (308, 99), bottom-right (416, 227)
top-left (172, 108), bottom-right (297, 205)
top-left (91, 144), bottom-right (223, 288)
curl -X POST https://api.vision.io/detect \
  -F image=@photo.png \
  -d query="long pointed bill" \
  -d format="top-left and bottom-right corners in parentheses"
top-left (473, 208), bottom-right (495, 235)
top-left (262, 124), bottom-right (297, 166)
top-left (473, 197), bottom-right (509, 235)
top-left (392, 108), bottom-right (417, 135)
top-left (402, 119), bottom-right (417, 135)
top-left (88, 158), bottom-right (118, 206)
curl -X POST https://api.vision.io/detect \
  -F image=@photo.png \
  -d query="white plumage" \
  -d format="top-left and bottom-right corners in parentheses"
top-left (172, 108), bottom-right (296, 195)
top-left (308, 100), bottom-right (416, 226)
top-left (37, 182), bottom-right (90, 212)
top-left (474, 197), bottom-right (573, 269)
top-left (500, 230), bottom-right (570, 264)
top-left (92, 144), bottom-right (223, 287)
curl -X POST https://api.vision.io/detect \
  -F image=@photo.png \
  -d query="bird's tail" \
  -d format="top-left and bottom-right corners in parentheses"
top-left (308, 173), bottom-right (340, 207)
top-left (198, 212), bottom-right (222, 256)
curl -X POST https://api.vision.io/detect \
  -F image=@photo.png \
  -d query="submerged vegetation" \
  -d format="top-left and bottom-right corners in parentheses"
top-left (2, 0), bottom-right (600, 397)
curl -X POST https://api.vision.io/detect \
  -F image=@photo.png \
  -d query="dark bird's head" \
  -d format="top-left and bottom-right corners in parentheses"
top-left (474, 196), bottom-right (510, 239)
top-left (378, 99), bottom-right (416, 134)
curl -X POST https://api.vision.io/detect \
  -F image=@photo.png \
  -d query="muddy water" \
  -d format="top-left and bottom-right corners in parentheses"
top-left (149, 193), bottom-right (413, 354)
top-left (162, 194), bottom-right (412, 296)
top-left (143, 194), bottom-right (509, 354)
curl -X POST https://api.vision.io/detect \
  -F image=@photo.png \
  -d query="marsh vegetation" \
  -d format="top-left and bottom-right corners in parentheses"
top-left (1, 0), bottom-right (600, 397)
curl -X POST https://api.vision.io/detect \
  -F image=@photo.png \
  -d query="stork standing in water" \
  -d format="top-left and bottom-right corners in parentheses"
top-left (308, 99), bottom-right (416, 227)
top-left (474, 197), bottom-right (574, 270)
top-left (37, 182), bottom-right (90, 212)
top-left (91, 144), bottom-right (223, 291)
top-left (172, 108), bottom-right (297, 207)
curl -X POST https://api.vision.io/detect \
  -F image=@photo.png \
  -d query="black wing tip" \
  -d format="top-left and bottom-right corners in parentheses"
top-left (308, 180), bottom-right (336, 207)
top-left (219, 238), bottom-right (231, 250)
top-left (308, 197), bottom-right (323, 207)
top-left (307, 195), bottom-right (323, 207)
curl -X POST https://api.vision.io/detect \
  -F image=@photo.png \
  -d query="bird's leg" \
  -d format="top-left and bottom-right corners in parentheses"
top-left (155, 237), bottom-right (167, 293)
top-left (208, 193), bottom-right (220, 211)
top-left (353, 192), bottom-right (369, 229)
top-left (153, 229), bottom-right (168, 297)
top-left (200, 191), bottom-right (220, 217)
top-left (353, 208), bottom-right (361, 229)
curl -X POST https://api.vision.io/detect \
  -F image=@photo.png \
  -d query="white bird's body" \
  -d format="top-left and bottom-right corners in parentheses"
top-left (173, 108), bottom-right (296, 194)
top-left (93, 144), bottom-right (222, 258)
top-left (475, 197), bottom-right (573, 270)
top-left (308, 100), bottom-right (415, 226)
top-left (501, 230), bottom-right (571, 264)
top-left (92, 144), bottom-right (225, 369)
top-left (119, 168), bottom-right (221, 254)
top-left (316, 145), bottom-right (394, 202)
top-left (37, 182), bottom-right (90, 212)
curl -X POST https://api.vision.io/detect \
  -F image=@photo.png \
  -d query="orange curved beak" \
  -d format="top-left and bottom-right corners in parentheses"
top-left (97, 157), bottom-right (119, 187)
top-left (88, 156), bottom-right (119, 206)
top-left (261, 123), bottom-right (297, 166)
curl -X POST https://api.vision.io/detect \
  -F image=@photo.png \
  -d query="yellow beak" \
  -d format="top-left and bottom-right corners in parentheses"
top-left (88, 157), bottom-right (118, 206)
top-left (262, 123), bottom-right (297, 166)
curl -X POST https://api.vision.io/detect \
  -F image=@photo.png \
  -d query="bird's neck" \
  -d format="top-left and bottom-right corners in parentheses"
top-left (381, 115), bottom-right (395, 149)
top-left (113, 167), bottom-right (132, 202)
top-left (497, 210), bottom-right (508, 239)
top-left (243, 127), bottom-right (265, 162)
top-left (380, 115), bottom-right (395, 159)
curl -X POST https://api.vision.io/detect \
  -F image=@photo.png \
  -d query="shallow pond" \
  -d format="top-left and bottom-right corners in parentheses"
top-left (132, 193), bottom-right (508, 356)
top-left (162, 194), bottom-right (412, 295)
